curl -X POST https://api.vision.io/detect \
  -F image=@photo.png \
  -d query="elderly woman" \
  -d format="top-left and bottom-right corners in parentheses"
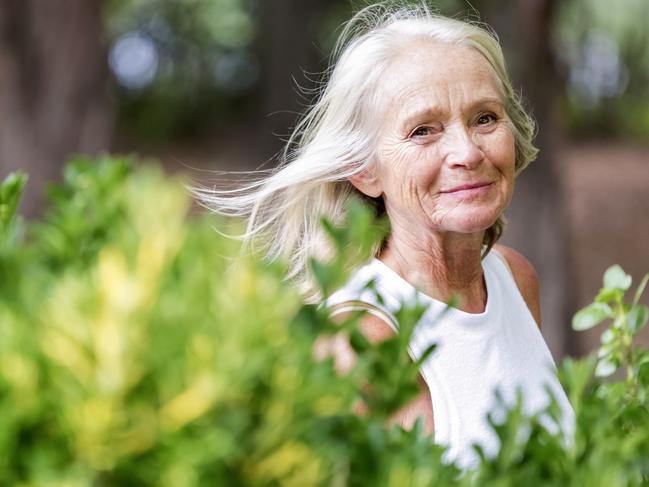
top-left (200, 2), bottom-right (574, 469)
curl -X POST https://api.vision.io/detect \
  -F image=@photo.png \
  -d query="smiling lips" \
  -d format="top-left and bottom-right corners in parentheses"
top-left (441, 181), bottom-right (494, 194)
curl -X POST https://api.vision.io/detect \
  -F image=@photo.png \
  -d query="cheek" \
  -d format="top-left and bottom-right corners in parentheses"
top-left (485, 126), bottom-right (516, 174)
top-left (497, 132), bottom-right (516, 203)
top-left (377, 142), bottom-right (432, 191)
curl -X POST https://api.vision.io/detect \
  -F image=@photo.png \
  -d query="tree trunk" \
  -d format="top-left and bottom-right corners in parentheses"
top-left (0, 0), bottom-right (113, 216)
top-left (255, 0), bottom-right (331, 159)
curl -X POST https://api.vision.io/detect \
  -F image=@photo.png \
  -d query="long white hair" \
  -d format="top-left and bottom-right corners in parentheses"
top-left (194, 1), bottom-right (538, 301)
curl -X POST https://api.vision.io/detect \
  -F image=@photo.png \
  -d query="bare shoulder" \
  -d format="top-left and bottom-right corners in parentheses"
top-left (355, 313), bottom-right (434, 433)
top-left (357, 312), bottom-right (397, 343)
top-left (315, 309), bottom-right (434, 434)
top-left (493, 245), bottom-right (538, 284)
top-left (315, 310), bottom-right (396, 374)
top-left (493, 244), bottom-right (542, 330)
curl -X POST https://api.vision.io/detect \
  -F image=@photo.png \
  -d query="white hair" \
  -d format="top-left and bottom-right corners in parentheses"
top-left (194, 1), bottom-right (538, 302)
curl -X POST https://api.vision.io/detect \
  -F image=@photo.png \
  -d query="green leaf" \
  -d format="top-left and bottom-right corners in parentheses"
top-left (320, 218), bottom-right (346, 252)
top-left (556, 356), bottom-right (596, 414)
top-left (597, 344), bottom-right (613, 359)
top-left (413, 343), bottom-right (437, 368)
top-left (638, 361), bottom-right (649, 387)
top-left (309, 257), bottom-right (335, 294)
top-left (638, 350), bottom-right (649, 367)
top-left (603, 265), bottom-right (632, 292)
top-left (600, 328), bottom-right (614, 345)
top-left (595, 356), bottom-right (618, 377)
top-left (628, 305), bottom-right (649, 333)
top-left (348, 328), bottom-right (371, 354)
top-left (595, 287), bottom-right (622, 304)
top-left (632, 273), bottom-right (649, 306)
top-left (572, 302), bottom-right (613, 331)
top-left (612, 314), bottom-right (625, 330)
top-left (0, 172), bottom-right (27, 230)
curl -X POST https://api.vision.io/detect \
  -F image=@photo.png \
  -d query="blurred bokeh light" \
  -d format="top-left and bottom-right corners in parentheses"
top-left (109, 32), bottom-right (160, 90)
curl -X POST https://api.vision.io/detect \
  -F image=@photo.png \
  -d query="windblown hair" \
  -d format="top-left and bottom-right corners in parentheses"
top-left (195, 1), bottom-right (539, 301)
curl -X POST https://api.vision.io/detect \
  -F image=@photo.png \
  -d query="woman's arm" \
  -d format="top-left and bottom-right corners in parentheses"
top-left (493, 244), bottom-right (542, 330)
top-left (314, 312), bottom-right (434, 434)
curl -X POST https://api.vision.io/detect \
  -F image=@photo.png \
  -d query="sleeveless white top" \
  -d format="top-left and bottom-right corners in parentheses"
top-left (326, 249), bottom-right (575, 469)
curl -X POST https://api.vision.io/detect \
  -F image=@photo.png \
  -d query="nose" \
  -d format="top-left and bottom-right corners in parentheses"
top-left (443, 126), bottom-right (484, 169)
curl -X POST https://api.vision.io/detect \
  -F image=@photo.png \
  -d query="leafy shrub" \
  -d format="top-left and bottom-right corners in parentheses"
top-left (0, 157), bottom-right (647, 486)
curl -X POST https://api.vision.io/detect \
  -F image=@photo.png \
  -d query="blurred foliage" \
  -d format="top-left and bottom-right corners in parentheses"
top-left (555, 0), bottom-right (649, 139)
top-left (1, 157), bottom-right (649, 485)
top-left (104, 0), bottom-right (259, 139)
top-left (572, 265), bottom-right (649, 396)
top-left (0, 157), bottom-right (451, 485)
top-left (102, 0), bottom-right (649, 142)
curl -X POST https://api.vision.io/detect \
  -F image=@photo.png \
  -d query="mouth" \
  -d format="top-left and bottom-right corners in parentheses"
top-left (441, 181), bottom-right (494, 194)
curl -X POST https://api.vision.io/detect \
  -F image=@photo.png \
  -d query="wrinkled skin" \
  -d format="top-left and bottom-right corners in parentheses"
top-left (350, 39), bottom-right (517, 308)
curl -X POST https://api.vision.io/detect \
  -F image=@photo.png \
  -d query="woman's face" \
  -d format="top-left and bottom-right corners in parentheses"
top-left (357, 39), bottom-right (516, 240)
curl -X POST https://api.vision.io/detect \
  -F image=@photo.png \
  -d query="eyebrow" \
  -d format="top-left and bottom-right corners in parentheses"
top-left (399, 97), bottom-right (505, 131)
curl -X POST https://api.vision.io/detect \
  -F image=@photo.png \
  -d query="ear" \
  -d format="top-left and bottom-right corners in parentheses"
top-left (347, 167), bottom-right (383, 198)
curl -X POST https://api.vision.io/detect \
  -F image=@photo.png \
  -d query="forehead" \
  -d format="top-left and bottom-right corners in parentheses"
top-left (375, 39), bottom-right (504, 120)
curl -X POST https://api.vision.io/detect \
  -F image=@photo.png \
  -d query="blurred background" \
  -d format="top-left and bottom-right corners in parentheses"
top-left (1, 0), bottom-right (647, 360)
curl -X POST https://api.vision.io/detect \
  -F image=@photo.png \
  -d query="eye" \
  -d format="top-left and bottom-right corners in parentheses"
top-left (476, 112), bottom-right (497, 125)
top-left (409, 126), bottom-right (437, 138)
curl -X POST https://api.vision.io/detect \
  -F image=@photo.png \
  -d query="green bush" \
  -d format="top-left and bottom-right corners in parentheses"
top-left (0, 157), bottom-right (648, 486)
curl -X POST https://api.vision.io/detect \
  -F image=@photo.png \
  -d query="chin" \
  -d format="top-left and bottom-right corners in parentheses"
top-left (440, 209), bottom-right (502, 235)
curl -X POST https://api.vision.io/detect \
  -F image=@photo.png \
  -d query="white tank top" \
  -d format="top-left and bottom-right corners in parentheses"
top-left (326, 249), bottom-right (575, 469)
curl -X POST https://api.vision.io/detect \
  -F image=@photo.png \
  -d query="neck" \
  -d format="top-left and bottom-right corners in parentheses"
top-left (379, 225), bottom-right (488, 313)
